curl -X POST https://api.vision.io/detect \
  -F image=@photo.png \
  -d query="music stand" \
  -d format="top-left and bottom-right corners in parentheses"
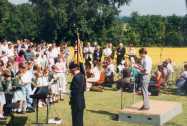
top-left (30, 86), bottom-right (53, 125)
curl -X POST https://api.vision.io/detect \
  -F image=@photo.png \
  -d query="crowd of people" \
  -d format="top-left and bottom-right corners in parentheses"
top-left (83, 42), bottom-right (176, 93)
top-left (0, 40), bottom-right (69, 118)
top-left (0, 39), bottom-right (186, 119)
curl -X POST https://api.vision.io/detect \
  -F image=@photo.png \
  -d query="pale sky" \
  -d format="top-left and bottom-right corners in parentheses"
top-left (9, 0), bottom-right (187, 16)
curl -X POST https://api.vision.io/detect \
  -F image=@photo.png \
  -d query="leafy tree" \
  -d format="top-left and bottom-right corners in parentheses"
top-left (3, 4), bottom-right (38, 40)
top-left (29, 0), bottom-right (131, 42)
top-left (0, 0), bottom-right (11, 39)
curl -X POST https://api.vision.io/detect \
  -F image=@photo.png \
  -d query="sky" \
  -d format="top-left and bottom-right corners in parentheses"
top-left (9, 0), bottom-right (187, 16)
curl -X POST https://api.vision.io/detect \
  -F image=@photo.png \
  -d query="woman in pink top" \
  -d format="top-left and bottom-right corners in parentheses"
top-left (15, 50), bottom-right (25, 65)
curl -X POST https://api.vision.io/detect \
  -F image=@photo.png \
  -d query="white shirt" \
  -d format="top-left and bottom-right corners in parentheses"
top-left (21, 71), bottom-right (33, 84)
top-left (91, 66), bottom-right (100, 81)
top-left (181, 71), bottom-right (187, 79)
top-left (105, 64), bottom-right (115, 76)
top-left (103, 48), bottom-right (112, 57)
top-left (84, 46), bottom-right (94, 59)
top-left (36, 76), bottom-right (49, 87)
top-left (84, 47), bottom-right (94, 54)
top-left (0, 44), bottom-right (8, 54)
top-left (55, 61), bottom-right (67, 73)
top-left (141, 55), bottom-right (152, 74)
top-left (128, 47), bottom-right (136, 56)
top-left (167, 63), bottom-right (174, 73)
top-left (52, 47), bottom-right (60, 58)
top-left (7, 48), bottom-right (14, 57)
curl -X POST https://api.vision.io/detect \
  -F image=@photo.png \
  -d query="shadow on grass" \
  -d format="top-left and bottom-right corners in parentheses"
top-left (160, 87), bottom-right (177, 95)
top-left (7, 114), bottom-right (28, 126)
top-left (87, 109), bottom-right (119, 121)
top-left (0, 119), bottom-right (7, 126)
top-left (165, 122), bottom-right (184, 126)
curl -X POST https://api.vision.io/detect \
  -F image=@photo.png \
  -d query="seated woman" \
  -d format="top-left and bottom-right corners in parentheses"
top-left (149, 65), bottom-right (164, 95)
top-left (86, 61), bottom-right (102, 91)
top-left (150, 65), bottom-right (164, 87)
top-left (176, 64), bottom-right (187, 95)
top-left (115, 61), bottom-right (132, 92)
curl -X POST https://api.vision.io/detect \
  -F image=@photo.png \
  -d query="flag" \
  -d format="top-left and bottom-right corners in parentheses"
top-left (73, 33), bottom-right (84, 64)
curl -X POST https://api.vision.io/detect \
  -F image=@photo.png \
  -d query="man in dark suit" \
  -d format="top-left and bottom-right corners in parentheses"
top-left (117, 43), bottom-right (126, 65)
top-left (69, 62), bottom-right (86, 126)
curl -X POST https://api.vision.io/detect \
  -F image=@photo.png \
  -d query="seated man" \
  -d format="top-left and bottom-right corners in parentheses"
top-left (103, 58), bottom-right (115, 87)
top-left (176, 64), bottom-right (187, 95)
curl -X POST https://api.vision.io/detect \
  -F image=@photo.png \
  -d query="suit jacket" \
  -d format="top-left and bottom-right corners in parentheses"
top-left (70, 73), bottom-right (86, 110)
top-left (117, 47), bottom-right (126, 58)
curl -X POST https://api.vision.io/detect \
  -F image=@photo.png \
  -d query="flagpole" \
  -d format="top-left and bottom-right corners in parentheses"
top-left (76, 28), bottom-right (79, 64)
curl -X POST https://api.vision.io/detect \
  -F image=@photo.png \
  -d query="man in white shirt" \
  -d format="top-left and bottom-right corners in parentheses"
top-left (83, 42), bottom-right (94, 62)
top-left (139, 48), bottom-right (152, 110)
top-left (51, 43), bottom-right (60, 59)
top-left (103, 44), bottom-right (112, 58)
top-left (7, 43), bottom-right (15, 58)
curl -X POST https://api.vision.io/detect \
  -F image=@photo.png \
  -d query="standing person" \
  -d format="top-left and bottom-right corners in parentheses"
top-left (116, 43), bottom-right (126, 65)
top-left (62, 42), bottom-right (70, 67)
top-left (128, 43), bottom-right (136, 59)
top-left (69, 62), bottom-right (86, 126)
top-left (15, 50), bottom-right (25, 65)
top-left (20, 64), bottom-right (34, 111)
top-left (83, 42), bottom-right (94, 63)
top-left (103, 44), bottom-right (112, 58)
top-left (55, 55), bottom-right (67, 100)
top-left (93, 45), bottom-right (102, 62)
top-left (139, 48), bottom-right (152, 110)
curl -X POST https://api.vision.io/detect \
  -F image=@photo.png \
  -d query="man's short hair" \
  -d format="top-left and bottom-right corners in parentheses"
top-left (139, 48), bottom-right (147, 54)
top-left (184, 64), bottom-right (187, 70)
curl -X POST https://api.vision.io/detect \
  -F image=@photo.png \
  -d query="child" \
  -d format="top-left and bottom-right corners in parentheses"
top-left (12, 72), bottom-right (27, 113)
top-left (48, 66), bottom-right (59, 103)
top-left (33, 67), bottom-right (50, 107)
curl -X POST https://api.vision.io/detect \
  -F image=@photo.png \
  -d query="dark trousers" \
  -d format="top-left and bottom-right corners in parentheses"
top-left (117, 57), bottom-right (124, 65)
top-left (4, 93), bottom-right (13, 116)
top-left (71, 107), bottom-right (84, 126)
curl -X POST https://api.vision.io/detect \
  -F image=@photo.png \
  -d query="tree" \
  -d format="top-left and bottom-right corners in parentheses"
top-left (3, 4), bottom-right (38, 40)
top-left (165, 15), bottom-right (184, 46)
top-left (0, 0), bottom-right (11, 39)
top-left (29, 0), bottom-right (131, 42)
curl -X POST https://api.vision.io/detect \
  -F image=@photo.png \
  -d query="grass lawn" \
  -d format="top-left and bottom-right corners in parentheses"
top-left (7, 88), bottom-right (187, 126)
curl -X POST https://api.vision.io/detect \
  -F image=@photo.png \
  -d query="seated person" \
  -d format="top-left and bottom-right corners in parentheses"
top-left (86, 61), bottom-right (102, 91)
top-left (115, 62), bottom-right (132, 92)
top-left (161, 61), bottom-right (171, 87)
top-left (149, 65), bottom-right (164, 96)
top-left (176, 64), bottom-right (187, 95)
top-left (149, 64), bottom-right (164, 88)
top-left (104, 58), bottom-right (115, 87)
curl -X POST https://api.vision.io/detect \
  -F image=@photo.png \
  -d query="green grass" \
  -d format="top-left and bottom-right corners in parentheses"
top-left (6, 88), bottom-right (187, 126)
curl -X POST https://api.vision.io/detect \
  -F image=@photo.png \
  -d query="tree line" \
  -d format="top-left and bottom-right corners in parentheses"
top-left (0, 0), bottom-right (186, 46)
top-left (122, 12), bottom-right (187, 46)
